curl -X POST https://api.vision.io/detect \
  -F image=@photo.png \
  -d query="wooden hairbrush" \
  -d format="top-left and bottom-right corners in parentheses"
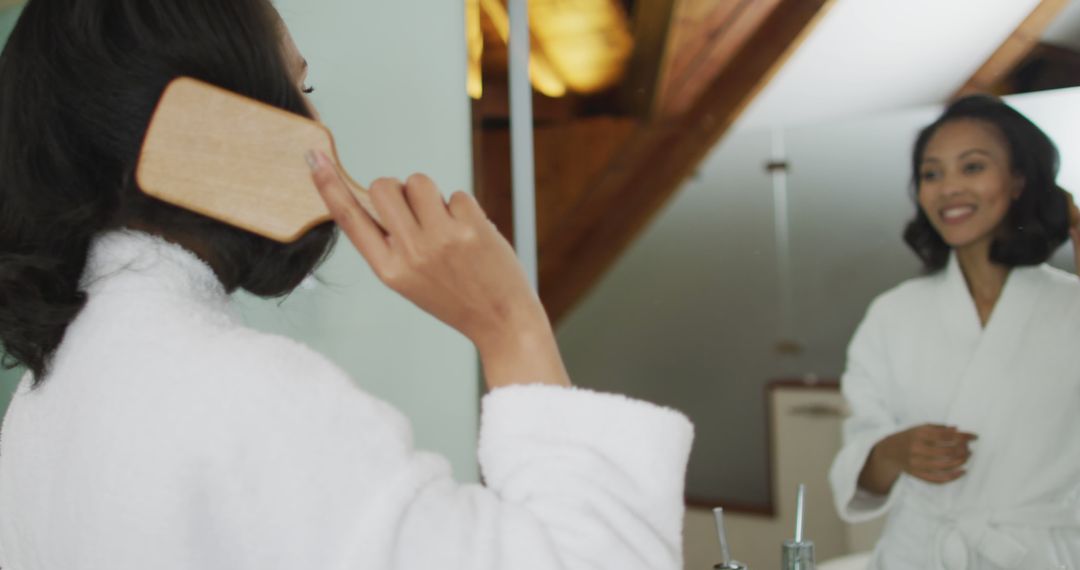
top-left (137, 76), bottom-right (378, 242)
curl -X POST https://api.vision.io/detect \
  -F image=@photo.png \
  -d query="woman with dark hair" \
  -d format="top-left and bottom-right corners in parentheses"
top-left (0, 1), bottom-right (693, 569)
top-left (829, 94), bottom-right (1080, 569)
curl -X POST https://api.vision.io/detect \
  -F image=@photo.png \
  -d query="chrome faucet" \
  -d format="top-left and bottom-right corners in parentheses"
top-left (712, 507), bottom-right (748, 570)
top-left (781, 484), bottom-right (815, 570)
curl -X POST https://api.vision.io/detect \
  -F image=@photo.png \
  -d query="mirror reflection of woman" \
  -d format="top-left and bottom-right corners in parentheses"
top-left (830, 95), bottom-right (1080, 569)
top-left (0, 1), bottom-right (693, 569)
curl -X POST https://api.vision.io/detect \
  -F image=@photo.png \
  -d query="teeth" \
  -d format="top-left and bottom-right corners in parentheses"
top-left (942, 206), bottom-right (975, 220)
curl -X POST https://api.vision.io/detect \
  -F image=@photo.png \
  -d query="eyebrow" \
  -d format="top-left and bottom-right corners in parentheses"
top-left (920, 148), bottom-right (994, 165)
top-left (958, 148), bottom-right (992, 159)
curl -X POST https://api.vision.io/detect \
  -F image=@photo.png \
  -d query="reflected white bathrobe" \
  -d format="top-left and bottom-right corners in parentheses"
top-left (830, 255), bottom-right (1080, 570)
top-left (0, 231), bottom-right (694, 570)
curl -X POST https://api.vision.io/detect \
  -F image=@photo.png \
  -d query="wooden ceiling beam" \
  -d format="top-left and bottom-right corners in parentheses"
top-left (954, 0), bottom-right (1070, 98)
top-left (1002, 42), bottom-right (1080, 94)
top-left (538, 0), bottom-right (834, 322)
top-left (655, 0), bottom-right (782, 118)
top-left (621, 0), bottom-right (681, 116)
top-left (622, 0), bottom-right (791, 119)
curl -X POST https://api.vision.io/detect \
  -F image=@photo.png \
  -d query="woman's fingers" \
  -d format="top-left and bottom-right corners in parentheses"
top-left (913, 445), bottom-right (968, 463)
top-left (911, 452), bottom-right (969, 471)
top-left (914, 469), bottom-right (968, 485)
top-left (370, 177), bottom-right (421, 242)
top-left (916, 439), bottom-right (973, 456)
top-left (311, 170), bottom-right (565, 388)
top-left (448, 190), bottom-right (489, 225)
top-left (403, 173), bottom-right (453, 231)
top-left (308, 151), bottom-right (389, 267)
top-left (898, 424), bottom-right (978, 485)
top-left (917, 426), bottom-right (977, 446)
top-left (913, 429), bottom-right (974, 459)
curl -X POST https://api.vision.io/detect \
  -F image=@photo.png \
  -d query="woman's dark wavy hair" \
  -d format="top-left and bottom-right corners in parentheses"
top-left (903, 94), bottom-right (1069, 271)
top-left (0, 0), bottom-right (336, 383)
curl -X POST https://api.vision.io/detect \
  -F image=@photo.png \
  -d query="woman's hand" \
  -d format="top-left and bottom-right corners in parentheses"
top-left (307, 151), bottom-right (570, 390)
top-left (858, 424), bottom-right (977, 495)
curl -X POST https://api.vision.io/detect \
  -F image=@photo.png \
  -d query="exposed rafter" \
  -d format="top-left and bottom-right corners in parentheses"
top-left (473, 0), bottom-right (835, 323)
top-left (537, 0), bottom-right (835, 321)
top-left (620, 0), bottom-right (679, 116)
top-left (954, 0), bottom-right (1070, 98)
top-left (654, 0), bottom-right (782, 118)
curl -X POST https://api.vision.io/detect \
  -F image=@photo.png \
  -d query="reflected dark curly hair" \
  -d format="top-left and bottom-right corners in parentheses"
top-left (0, 0), bottom-right (336, 382)
top-left (903, 94), bottom-right (1069, 271)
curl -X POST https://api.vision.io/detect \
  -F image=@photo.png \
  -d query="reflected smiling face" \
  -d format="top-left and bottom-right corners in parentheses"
top-left (917, 119), bottom-right (1024, 254)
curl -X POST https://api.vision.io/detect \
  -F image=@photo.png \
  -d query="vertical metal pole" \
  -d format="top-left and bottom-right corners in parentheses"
top-left (508, 0), bottom-right (538, 289)
top-left (771, 127), bottom-right (794, 343)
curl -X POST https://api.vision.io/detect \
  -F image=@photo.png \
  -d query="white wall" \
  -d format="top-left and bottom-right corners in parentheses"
top-left (735, 0), bottom-right (1042, 132)
top-left (236, 0), bottom-right (480, 481)
top-left (1043, 0), bottom-right (1080, 52)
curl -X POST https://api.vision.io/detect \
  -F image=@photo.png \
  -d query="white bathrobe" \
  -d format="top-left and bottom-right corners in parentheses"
top-left (830, 255), bottom-right (1080, 569)
top-left (0, 231), bottom-right (694, 570)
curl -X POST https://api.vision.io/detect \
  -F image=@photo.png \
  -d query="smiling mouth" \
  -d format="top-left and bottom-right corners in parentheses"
top-left (941, 205), bottom-right (976, 223)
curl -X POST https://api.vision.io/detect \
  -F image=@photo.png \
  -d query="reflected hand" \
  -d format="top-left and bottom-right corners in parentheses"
top-left (874, 424), bottom-right (977, 485)
top-left (307, 151), bottom-right (570, 390)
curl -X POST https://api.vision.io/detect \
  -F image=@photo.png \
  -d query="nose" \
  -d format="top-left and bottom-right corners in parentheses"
top-left (940, 172), bottom-right (963, 197)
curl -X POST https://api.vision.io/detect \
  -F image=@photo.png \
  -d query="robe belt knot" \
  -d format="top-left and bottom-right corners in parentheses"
top-left (910, 496), bottom-right (1079, 570)
top-left (936, 513), bottom-right (1025, 570)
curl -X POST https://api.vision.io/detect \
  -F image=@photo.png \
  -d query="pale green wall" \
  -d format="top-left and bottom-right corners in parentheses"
top-left (0, 4), bottom-right (20, 41)
top-left (0, 363), bottom-right (23, 418)
top-left (0, 4), bottom-right (25, 419)
top-left (236, 1), bottom-right (480, 481)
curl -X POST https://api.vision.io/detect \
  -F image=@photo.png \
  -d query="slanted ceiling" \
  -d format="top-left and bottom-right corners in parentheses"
top-left (735, 0), bottom-right (1054, 132)
top-left (474, 0), bottom-right (1072, 323)
top-left (1044, 0), bottom-right (1080, 51)
top-left (475, 0), bottom-right (835, 322)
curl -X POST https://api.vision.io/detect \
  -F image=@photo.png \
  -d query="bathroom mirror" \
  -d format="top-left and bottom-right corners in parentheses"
top-left (537, 1), bottom-right (1080, 560)
top-left (557, 85), bottom-right (1080, 508)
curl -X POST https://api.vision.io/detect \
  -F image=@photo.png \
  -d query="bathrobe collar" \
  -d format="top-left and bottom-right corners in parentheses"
top-left (81, 230), bottom-right (231, 313)
top-left (939, 251), bottom-right (1047, 423)
top-left (938, 252), bottom-right (1044, 335)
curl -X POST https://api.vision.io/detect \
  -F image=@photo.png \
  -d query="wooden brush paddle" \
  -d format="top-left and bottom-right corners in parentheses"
top-left (136, 76), bottom-right (379, 243)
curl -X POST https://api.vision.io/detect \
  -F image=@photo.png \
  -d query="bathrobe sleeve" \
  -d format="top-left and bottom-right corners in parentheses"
top-left (191, 333), bottom-right (694, 570)
top-left (829, 297), bottom-right (904, 522)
